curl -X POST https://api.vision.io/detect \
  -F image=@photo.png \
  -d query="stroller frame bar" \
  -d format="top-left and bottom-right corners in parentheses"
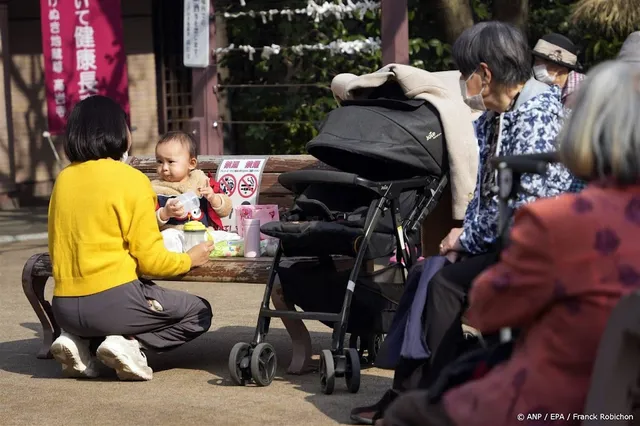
top-left (260, 309), bottom-right (341, 322)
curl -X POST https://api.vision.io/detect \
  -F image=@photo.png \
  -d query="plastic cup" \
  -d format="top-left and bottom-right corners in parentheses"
top-left (175, 191), bottom-right (200, 212)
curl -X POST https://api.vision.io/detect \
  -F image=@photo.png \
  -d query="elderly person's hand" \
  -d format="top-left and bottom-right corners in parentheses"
top-left (439, 227), bottom-right (464, 261)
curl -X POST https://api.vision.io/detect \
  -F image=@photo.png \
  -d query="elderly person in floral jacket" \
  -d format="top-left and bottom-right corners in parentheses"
top-left (351, 21), bottom-right (573, 425)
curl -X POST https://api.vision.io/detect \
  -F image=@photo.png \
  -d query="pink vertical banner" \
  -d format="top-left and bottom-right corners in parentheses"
top-left (40, 0), bottom-right (130, 135)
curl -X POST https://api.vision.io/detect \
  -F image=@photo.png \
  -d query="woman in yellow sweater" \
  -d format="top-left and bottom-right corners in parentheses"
top-left (48, 95), bottom-right (214, 381)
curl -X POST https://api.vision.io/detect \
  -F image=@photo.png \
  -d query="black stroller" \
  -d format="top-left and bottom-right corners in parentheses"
top-left (227, 82), bottom-right (451, 394)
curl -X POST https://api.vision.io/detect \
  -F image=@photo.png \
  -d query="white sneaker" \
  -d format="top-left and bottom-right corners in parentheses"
top-left (50, 331), bottom-right (100, 379)
top-left (96, 336), bottom-right (153, 381)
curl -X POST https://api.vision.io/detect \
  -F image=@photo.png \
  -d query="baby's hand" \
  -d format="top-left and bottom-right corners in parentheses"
top-left (198, 186), bottom-right (221, 208)
top-left (163, 198), bottom-right (185, 219)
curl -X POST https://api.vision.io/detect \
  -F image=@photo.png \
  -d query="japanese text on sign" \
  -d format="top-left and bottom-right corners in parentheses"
top-left (215, 158), bottom-right (268, 232)
top-left (75, 0), bottom-right (98, 100)
top-left (183, 0), bottom-right (210, 68)
top-left (47, 0), bottom-right (66, 119)
top-left (40, 0), bottom-right (130, 134)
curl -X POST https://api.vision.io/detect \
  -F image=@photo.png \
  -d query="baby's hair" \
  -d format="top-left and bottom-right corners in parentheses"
top-left (157, 131), bottom-right (198, 158)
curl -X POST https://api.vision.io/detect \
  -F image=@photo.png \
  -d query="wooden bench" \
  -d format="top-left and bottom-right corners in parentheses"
top-left (22, 154), bottom-right (330, 374)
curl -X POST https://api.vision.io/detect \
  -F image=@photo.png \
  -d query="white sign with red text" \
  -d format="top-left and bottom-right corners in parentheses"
top-left (215, 157), bottom-right (268, 232)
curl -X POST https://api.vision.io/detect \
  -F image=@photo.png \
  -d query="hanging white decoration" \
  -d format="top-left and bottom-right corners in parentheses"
top-left (261, 44), bottom-right (282, 60)
top-left (215, 37), bottom-right (381, 60)
top-left (224, 0), bottom-right (380, 23)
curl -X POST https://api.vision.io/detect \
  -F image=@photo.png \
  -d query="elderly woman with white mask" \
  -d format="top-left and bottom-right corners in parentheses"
top-left (532, 33), bottom-right (586, 109)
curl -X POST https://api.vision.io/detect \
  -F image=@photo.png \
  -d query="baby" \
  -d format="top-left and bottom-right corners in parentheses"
top-left (151, 131), bottom-right (233, 253)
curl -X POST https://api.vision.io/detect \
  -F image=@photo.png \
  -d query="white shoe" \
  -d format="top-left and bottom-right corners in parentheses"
top-left (50, 331), bottom-right (100, 379)
top-left (96, 336), bottom-right (153, 381)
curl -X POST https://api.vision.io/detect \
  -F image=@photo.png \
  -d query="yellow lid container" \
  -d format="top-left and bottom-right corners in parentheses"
top-left (184, 221), bottom-right (206, 232)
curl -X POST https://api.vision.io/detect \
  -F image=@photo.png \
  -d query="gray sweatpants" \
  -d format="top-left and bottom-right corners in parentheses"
top-left (52, 279), bottom-right (212, 352)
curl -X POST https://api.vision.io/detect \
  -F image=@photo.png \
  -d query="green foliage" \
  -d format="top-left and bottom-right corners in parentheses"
top-left (221, 0), bottom-right (626, 155)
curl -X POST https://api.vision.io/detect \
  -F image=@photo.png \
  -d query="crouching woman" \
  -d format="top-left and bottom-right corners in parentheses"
top-left (48, 95), bottom-right (214, 381)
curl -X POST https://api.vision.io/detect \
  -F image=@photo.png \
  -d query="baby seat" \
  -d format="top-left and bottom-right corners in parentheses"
top-left (227, 80), bottom-right (450, 395)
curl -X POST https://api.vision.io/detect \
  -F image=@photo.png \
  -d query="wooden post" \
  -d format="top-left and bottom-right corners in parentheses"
top-left (190, 0), bottom-right (222, 156)
top-left (381, 0), bottom-right (409, 66)
top-left (0, 0), bottom-right (16, 201)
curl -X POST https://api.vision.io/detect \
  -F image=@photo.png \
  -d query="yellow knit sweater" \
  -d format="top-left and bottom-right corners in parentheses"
top-left (48, 159), bottom-right (192, 297)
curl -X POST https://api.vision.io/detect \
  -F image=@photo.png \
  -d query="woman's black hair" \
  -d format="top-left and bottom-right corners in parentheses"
top-left (452, 21), bottom-right (532, 86)
top-left (64, 95), bottom-right (129, 163)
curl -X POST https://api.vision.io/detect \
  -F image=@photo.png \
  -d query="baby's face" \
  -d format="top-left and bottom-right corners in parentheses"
top-left (155, 141), bottom-right (195, 183)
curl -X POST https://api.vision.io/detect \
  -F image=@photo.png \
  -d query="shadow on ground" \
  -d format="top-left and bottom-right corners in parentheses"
top-left (2, 322), bottom-right (391, 424)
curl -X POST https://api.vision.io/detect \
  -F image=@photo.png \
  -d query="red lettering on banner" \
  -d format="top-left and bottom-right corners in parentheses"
top-left (40, 0), bottom-right (130, 134)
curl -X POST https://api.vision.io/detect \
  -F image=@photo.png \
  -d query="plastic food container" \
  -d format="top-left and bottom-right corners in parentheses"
top-left (183, 220), bottom-right (213, 252)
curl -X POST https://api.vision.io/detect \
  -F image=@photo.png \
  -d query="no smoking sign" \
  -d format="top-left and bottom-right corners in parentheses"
top-left (218, 174), bottom-right (237, 196)
top-left (238, 173), bottom-right (257, 198)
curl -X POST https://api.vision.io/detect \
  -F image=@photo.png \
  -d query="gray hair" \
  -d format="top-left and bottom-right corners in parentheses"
top-left (618, 31), bottom-right (640, 65)
top-left (452, 21), bottom-right (531, 86)
top-left (558, 61), bottom-right (640, 184)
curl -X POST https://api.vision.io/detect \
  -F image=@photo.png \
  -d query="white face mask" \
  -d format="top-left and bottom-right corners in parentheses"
top-left (533, 64), bottom-right (556, 85)
top-left (121, 151), bottom-right (129, 163)
top-left (459, 71), bottom-right (487, 112)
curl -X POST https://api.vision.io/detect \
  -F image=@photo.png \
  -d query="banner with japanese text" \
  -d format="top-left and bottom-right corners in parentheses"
top-left (40, 0), bottom-right (130, 134)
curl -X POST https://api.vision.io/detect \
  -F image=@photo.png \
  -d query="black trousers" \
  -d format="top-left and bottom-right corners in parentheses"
top-left (392, 251), bottom-right (499, 390)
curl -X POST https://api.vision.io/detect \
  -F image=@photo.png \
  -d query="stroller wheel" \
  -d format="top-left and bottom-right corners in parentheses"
top-left (228, 342), bottom-right (251, 386)
top-left (319, 349), bottom-right (335, 395)
top-left (348, 334), bottom-right (369, 364)
top-left (344, 348), bottom-right (361, 393)
top-left (368, 334), bottom-right (384, 365)
top-left (250, 343), bottom-right (277, 387)
top-left (349, 333), bottom-right (384, 366)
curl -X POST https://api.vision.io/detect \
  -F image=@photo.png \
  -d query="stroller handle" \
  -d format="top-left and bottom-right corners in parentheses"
top-left (491, 152), bottom-right (559, 175)
top-left (492, 151), bottom-right (560, 345)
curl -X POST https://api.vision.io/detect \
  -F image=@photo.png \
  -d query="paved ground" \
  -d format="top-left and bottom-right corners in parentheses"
top-left (0, 241), bottom-right (394, 425)
top-left (0, 207), bottom-right (48, 242)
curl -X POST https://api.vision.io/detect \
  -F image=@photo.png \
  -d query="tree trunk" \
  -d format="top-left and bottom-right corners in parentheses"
top-left (492, 0), bottom-right (529, 32)
top-left (434, 0), bottom-right (474, 44)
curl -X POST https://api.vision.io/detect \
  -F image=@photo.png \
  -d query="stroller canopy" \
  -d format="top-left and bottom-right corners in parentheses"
top-left (307, 89), bottom-right (447, 181)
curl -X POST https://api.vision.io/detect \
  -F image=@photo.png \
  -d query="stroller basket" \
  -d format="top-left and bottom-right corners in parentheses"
top-left (277, 257), bottom-right (405, 336)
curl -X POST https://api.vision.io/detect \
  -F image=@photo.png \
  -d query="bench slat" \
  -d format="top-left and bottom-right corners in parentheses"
top-left (129, 155), bottom-right (331, 174)
top-left (147, 257), bottom-right (275, 283)
top-left (143, 172), bottom-right (289, 195)
top-left (33, 253), bottom-right (274, 284)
